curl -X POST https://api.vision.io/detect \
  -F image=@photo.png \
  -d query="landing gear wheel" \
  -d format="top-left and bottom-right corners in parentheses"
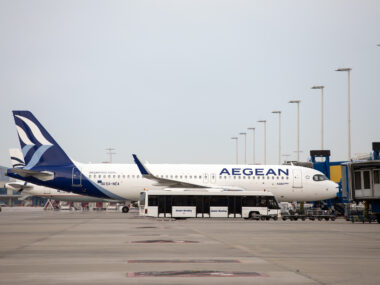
top-left (249, 212), bottom-right (259, 220)
top-left (122, 206), bottom-right (129, 213)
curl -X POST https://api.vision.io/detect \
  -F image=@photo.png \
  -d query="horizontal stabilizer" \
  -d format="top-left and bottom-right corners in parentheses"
top-left (5, 182), bottom-right (33, 191)
top-left (7, 168), bottom-right (54, 181)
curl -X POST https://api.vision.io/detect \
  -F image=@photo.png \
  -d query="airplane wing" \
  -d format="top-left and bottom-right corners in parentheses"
top-left (133, 154), bottom-right (208, 188)
top-left (7, 168), bottom-right (54, 181)
top-left (132, 154), bottom-right (245, 191)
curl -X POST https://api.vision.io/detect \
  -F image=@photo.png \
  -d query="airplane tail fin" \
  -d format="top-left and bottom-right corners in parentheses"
top-left (9, 148), bottom-right (25, 168)
top-left (12, 111), bottom-right (73, 169)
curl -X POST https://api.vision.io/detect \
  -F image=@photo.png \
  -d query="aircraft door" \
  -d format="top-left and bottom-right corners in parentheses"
top-left (72, 167), bottom-right (82, 187)
top-left (292, 169), bottom-right (303, 188)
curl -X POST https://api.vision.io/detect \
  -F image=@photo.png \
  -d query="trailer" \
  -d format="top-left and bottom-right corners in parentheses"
top-left (281, 208), bottom-right (336, 221)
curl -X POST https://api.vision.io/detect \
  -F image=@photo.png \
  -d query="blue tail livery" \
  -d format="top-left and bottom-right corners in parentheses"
top-left (13, 111), bottom-right (73, 169)
top-left (7, 111), bottom-right (125, 200)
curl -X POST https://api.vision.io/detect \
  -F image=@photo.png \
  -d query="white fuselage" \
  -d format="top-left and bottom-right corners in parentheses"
top-left (75, 162), bottom-right (338, 202)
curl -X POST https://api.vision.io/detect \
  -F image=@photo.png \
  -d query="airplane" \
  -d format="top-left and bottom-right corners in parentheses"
top-left (6, 111), bottom-right (338, 205)
top-left (6, 148), bottom-right (129, 211)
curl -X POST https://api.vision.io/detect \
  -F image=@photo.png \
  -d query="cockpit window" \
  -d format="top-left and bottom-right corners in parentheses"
top-left (313, 174), bottom-right (328, 181)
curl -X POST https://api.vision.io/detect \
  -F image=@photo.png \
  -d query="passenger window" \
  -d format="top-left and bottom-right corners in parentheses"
top-left (243, 176), bottom-right (245, 179)
top-left (122, 175), bottom-right (125, 178)
top-left (132, 175), bottom-right (135, 178)
top-left (89, 175), bottom-right (92, 178)
top-left (113, 175), bottom-right (116, 178)
top-left (272, 176), bottom-right (274, 179)
top-left (180, 176), bottom-right (182, 179)
top-left (137, 175), bottom-right (140, 178)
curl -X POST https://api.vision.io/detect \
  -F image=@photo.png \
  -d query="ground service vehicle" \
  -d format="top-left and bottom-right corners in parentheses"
top-left (139, 189), bottom-right (280, 219)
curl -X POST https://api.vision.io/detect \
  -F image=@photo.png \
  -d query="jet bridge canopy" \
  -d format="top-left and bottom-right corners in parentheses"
top-left (341, 160), bottom-right (380, 201)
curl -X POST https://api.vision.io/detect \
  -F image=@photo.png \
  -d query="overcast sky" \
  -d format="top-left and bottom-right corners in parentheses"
top-left (0, 0), bottom-right (379, 167)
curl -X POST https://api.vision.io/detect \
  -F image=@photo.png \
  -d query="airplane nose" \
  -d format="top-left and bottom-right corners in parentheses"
top-left (330, 181), bottom-right (339, 197)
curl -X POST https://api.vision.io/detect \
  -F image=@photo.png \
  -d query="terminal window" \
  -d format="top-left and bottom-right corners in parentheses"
top-left (354, 172), bottom-right (361, 190)
top-left (363, 171), bottom-right (370, 189)
top-left (374, 170), bottom-right (380, 184)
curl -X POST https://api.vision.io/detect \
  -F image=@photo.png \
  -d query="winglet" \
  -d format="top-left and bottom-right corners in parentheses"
top-left (133, 154), bottom-right (150, 176)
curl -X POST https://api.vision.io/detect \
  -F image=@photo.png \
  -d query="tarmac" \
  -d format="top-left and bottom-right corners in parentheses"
top-left (0, 207), bottom-right (379, 285)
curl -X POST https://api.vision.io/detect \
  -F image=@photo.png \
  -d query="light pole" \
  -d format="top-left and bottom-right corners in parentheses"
top-left (272, 111), bottom-right (281, 165)
top-left (311, 86), bottom-right (325, 150)
top-left (105, 147), bottom-right (116, 163)
top-left (247, 127), bottom-right (255, 164)
top-left (239, 132), bottom-right (247, 164)
top-left (231, 137), bottom-right (238, 164)
top-left (257, 120), bottom-right (267, 164)
top-left (289, 100), bottom-right (301, 161)
top-left (336, 67), bottom-right (352, 160)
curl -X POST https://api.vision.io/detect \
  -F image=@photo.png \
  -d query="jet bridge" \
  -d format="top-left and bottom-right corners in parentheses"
top-left (341, 142), bottom-right (380, 222)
